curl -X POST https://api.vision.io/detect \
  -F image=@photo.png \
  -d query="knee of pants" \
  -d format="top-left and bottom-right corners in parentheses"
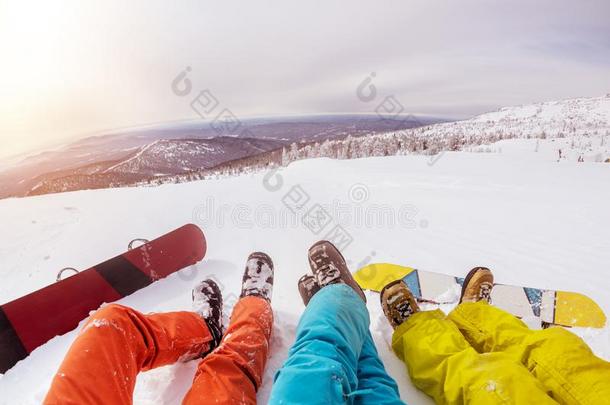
top-left (521, 327), bottom-right (596, 372)
top-left (91, 303), bottom-right (129, 318)
top-left (447, 354), bottom-right (554, 404)
top-left (535, 326), bottom-right (584, 346)
top-left (272, 354), bottom-right (352, 404)
top-left (519, 326), bottom-right (591, 364)
top-left (80, 304), bottom-right (135, 338)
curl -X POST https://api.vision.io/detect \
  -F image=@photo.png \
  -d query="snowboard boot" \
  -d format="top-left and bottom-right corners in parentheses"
top-left (192, 279), bottom-right (223, 354)
top-left (460, 267), bottom-right (494, 303)
top-left (297, 274), bottom-right (321, 306)
top-left (381, 280), bottom-right (420, 329)
top-left (307, 240), bottom-right (367, 302)
top-left (240, 252), bottom-right (274, 302)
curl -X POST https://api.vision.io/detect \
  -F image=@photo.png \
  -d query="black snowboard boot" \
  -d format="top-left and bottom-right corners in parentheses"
top-left (460, 267), bottom-right (494, 304)
top-left (192, 279), bottom-right (223, 354)
top-left (307, 240), bottom-right (366, 302)
top-left (297, 274), bottom-right (321, 306)
top-left (380, 279), bottom-right (420, 329)
top-left (240, 252), bottom-right (274, 302)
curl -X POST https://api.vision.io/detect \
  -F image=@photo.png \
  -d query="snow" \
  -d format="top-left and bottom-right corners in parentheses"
top-left (470, 95), bottom-right (610, 124)
top-left (191, 281), bottom-right (215, 320)
top-left (103, 140), bottom-right (161, 173)
top-left (1, 142), bottom-right (610, 404)
top-left (276, 96), bottom-right (610, 178)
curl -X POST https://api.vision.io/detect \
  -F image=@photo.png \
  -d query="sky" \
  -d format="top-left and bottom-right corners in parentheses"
top-left (1, 0), bottom-right (609, 160)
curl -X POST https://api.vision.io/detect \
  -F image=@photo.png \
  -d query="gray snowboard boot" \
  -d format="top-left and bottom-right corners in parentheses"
top-left (240, 252), bottom-right (274, 302)
top-left (192, 279), bottom-right (223, 354)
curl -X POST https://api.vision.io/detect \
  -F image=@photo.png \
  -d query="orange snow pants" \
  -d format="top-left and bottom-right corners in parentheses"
top-left (44, 296), bottom-right (273, 405)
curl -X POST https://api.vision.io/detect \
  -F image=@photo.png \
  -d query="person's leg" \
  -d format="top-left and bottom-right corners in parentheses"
top-left (382, 279), bottom-right (556, 405)
top-left (449, 301), bottom-right (610, 405)
top-left (353, 331), bottom-right (404, 405)
top-left (269, 284), bottom-right (370, 404)
top-left (273, 240), bottom-right (401, 404)
top-left (184, 251), bottom-right (275, 405)
top-left (182, 296), bottom-right (273, 405)
top-left (44, 304), bottom-right (213, 405)
top-left (393, 309), bottom-right (558, 405)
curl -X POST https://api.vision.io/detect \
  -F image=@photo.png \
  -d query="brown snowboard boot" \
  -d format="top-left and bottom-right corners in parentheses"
top-left (381, 280), bottom-right (420, 329)
top-left (297, 274), bottom-right (321, 306)
top-left (460, 267), bottom-right (494, 303)
top-left (307, 240), bottom-right (367, 302)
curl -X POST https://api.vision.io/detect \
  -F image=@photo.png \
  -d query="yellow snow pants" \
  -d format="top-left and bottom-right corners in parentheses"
top-left (392, 301), bottom-right (610, 405)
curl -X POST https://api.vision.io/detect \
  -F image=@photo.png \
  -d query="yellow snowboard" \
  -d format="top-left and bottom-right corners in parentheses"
top-left (355, 263), bottom-right (606, 328)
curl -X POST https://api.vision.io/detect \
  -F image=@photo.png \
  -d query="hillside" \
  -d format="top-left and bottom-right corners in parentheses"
top-left (0, 115), bottom-right (440, 199)
top-left (0, 148), bottom-right (609, 404)
top-left (26, 137), bottom-right (285, 196)
top-left (3, 96), bottom-right (608, 200)
top-left (280, 95), bottom-right (610, 166)
top-left (134, 95), bottom-right (610, 187)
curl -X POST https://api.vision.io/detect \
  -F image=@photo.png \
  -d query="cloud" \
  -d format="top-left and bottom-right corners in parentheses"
top-left (1, 0), bottom-right (609, 159)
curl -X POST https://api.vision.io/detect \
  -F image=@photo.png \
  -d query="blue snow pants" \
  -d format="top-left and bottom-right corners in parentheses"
top-left (269, 284), bottom-right (405, 404)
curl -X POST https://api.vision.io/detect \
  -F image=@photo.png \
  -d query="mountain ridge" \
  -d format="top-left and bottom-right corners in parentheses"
top-left (2, 96), bottom-right (609, 199)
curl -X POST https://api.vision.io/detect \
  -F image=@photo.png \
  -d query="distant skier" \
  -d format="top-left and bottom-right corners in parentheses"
top-left (269, 241), bottom-right (404, 404)
top-left (381, 267), bottom-right (610, 404)
top-left (44, 252), bottom-right (275, 405)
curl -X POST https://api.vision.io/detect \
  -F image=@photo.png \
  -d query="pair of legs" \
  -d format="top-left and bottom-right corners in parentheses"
top-left (383, 268), bottom-right (610, 404)
top-left (270, 241), bottom-right (404, 404)
top-left (45, 252), bottom-right (275, 405)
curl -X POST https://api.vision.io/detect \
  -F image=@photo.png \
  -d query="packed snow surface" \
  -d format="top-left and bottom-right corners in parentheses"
top-left (1, 139), bottom-right (609, 404)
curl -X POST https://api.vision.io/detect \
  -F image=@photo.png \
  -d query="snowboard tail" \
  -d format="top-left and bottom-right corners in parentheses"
top-left (0, 224), bottom-right (206, 374)
top-left (355, 263), bottom-right (606, 329)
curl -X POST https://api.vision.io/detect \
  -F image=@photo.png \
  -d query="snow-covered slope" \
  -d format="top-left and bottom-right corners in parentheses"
top-left (0, 143), bottom-right (609, 404)
top-left (0, 114), bottom-right (442, 199)
top-left (412, 95), bottom-right (610, 162)
top-left (280, 95), bottom-right (610, 169)
top-left (102, 137), bottom-right (283, 176)
top-left (421, 94), bottom-right (610, 138)
top-left (472, 95), bottom-right (610, 124)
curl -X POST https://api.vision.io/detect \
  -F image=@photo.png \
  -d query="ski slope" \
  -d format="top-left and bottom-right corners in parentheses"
top-left (1, 139), bottom-right (609, 404)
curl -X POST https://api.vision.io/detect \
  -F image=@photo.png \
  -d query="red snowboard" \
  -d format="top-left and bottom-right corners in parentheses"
top-left (0, 223), bottom-right (206, 373)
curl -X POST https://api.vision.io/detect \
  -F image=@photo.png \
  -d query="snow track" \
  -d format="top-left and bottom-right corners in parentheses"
top-left (103, 140), bottom-right (161, 173)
